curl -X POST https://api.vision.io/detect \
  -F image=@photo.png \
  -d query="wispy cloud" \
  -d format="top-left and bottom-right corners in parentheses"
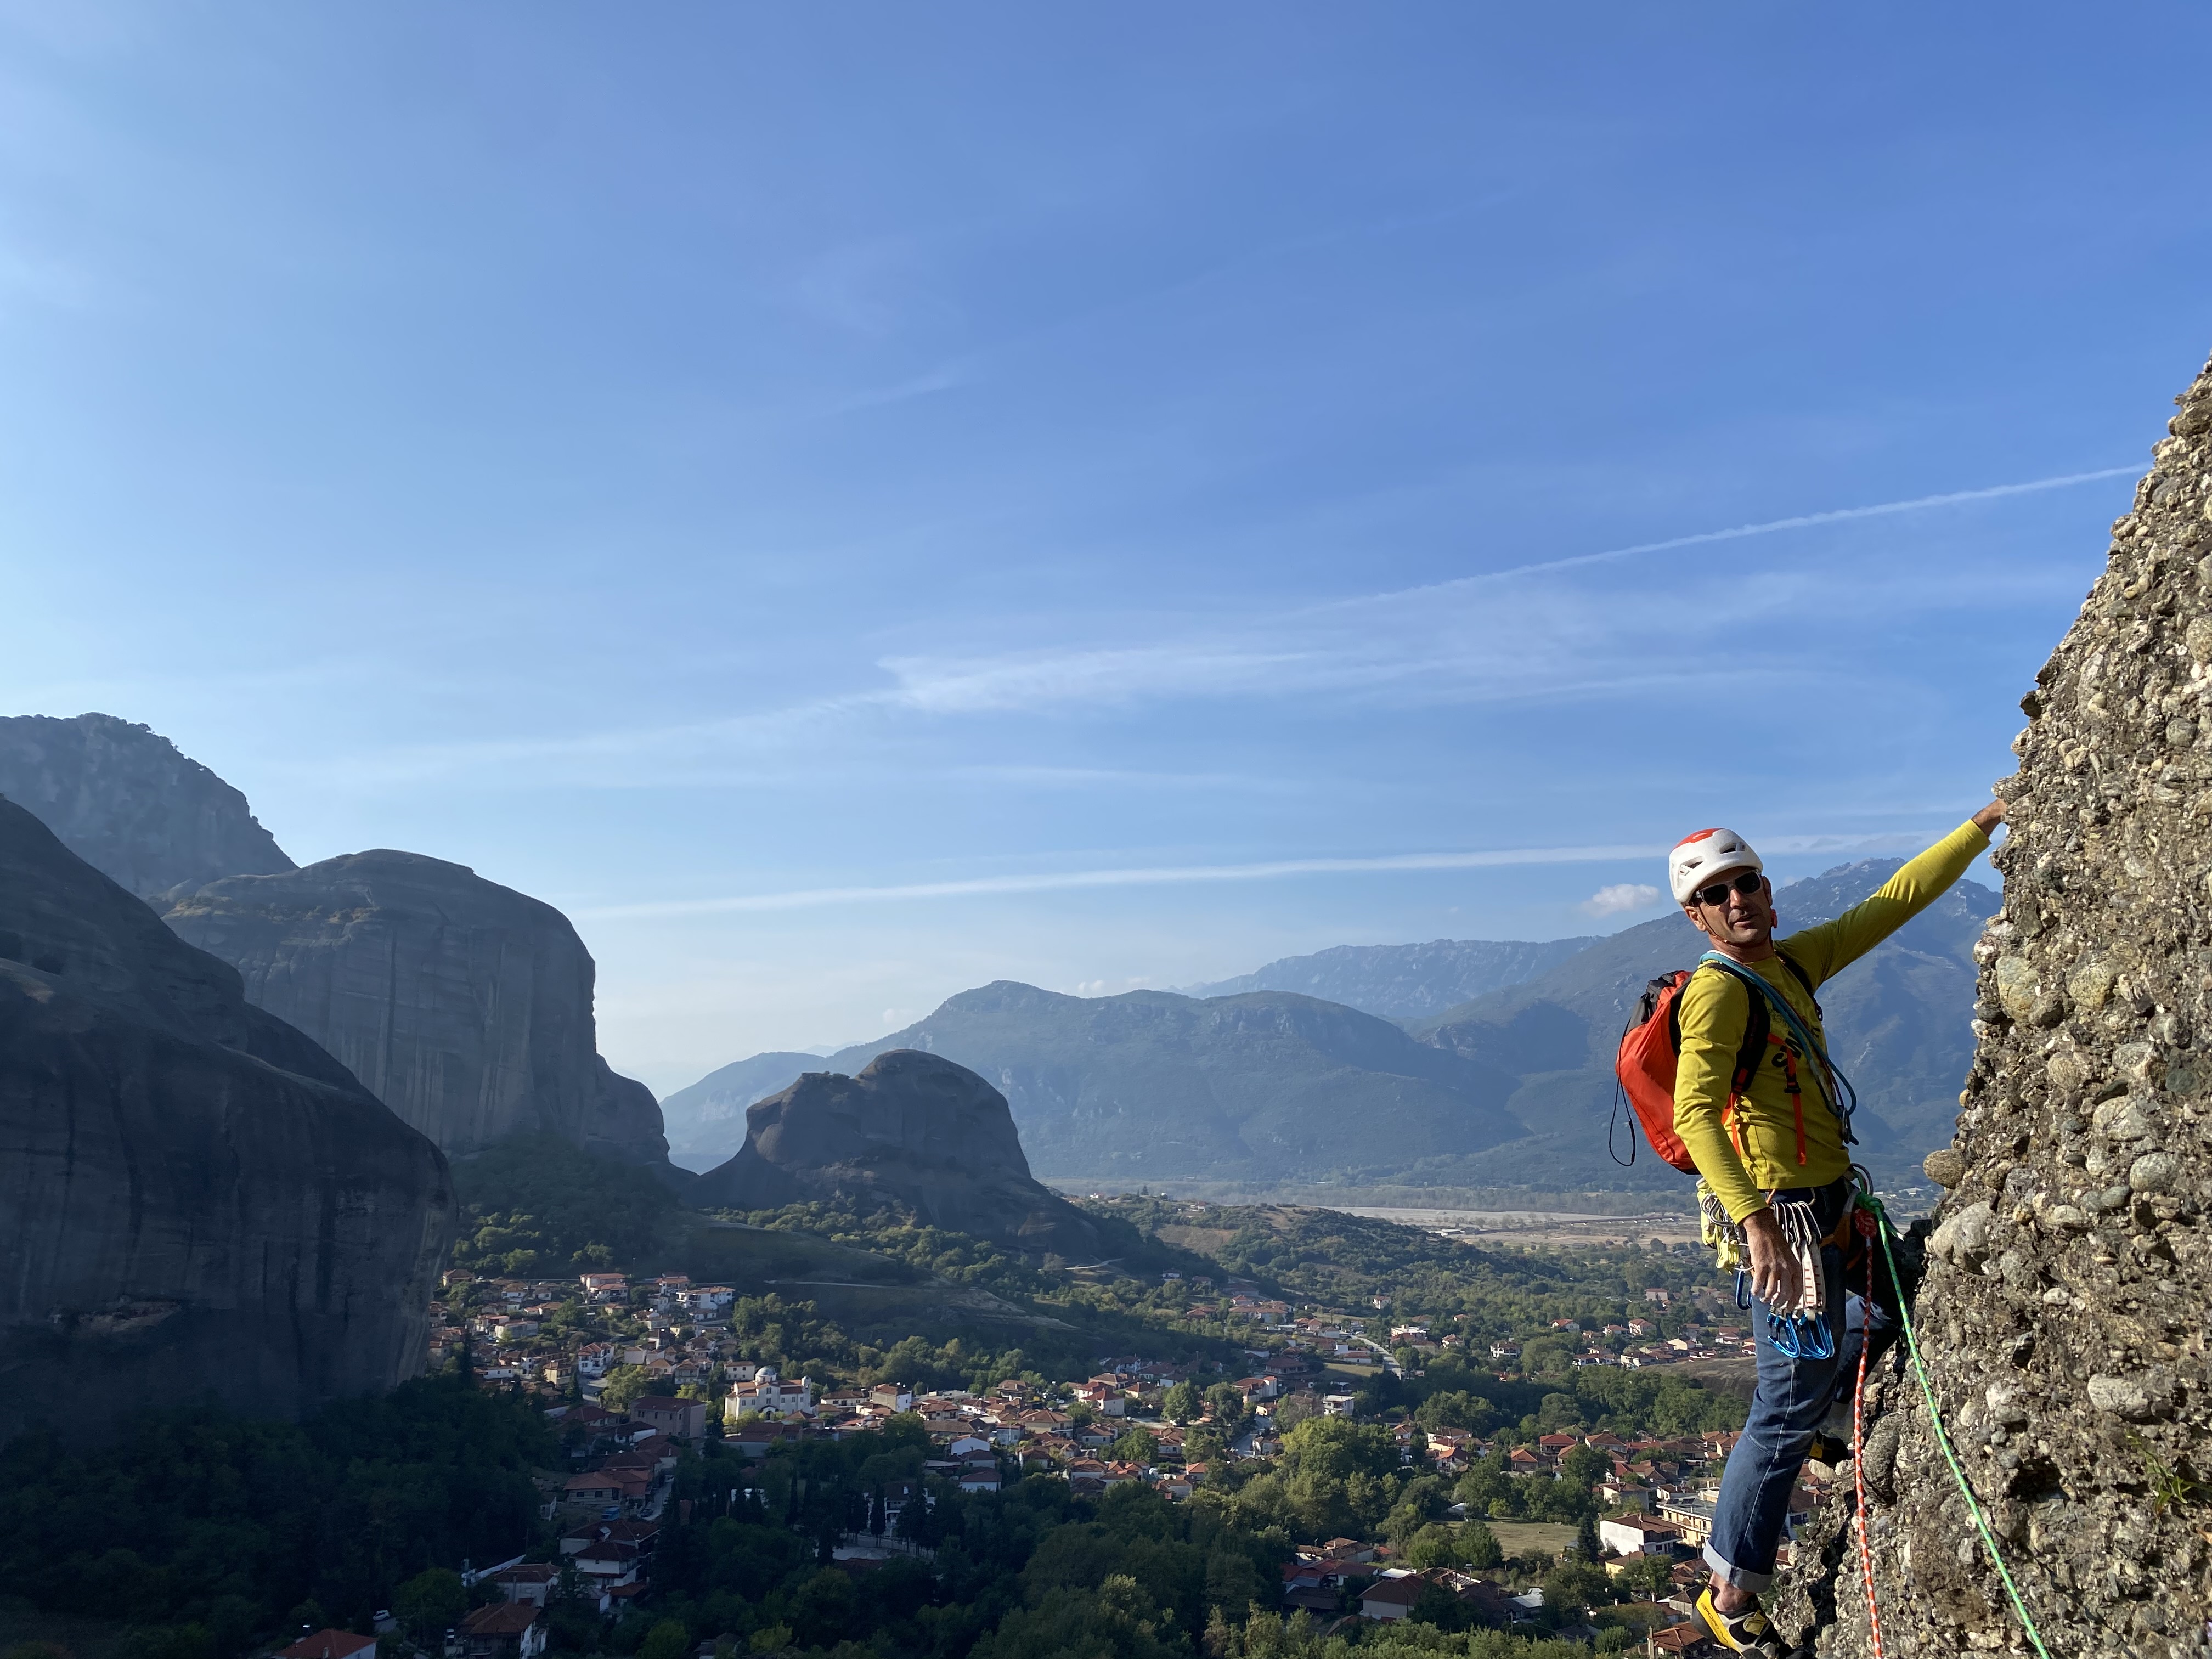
top-left (1333, 464), bottom-right (2141, 603)
top-left (1582, 882), bottom-right (1661, 917)
top-left (573, 828), bottom-right (1942, 919)
top-left (323, 463), bottom-right (2130, 786)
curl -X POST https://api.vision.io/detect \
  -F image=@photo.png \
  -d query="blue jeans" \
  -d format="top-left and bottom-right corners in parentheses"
top-left (1705, 1182), bottom-right (1872, 1592)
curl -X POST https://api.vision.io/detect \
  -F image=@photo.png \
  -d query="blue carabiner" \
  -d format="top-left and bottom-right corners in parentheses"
top-left (1765, 1311), bottom-right (1833, 1360)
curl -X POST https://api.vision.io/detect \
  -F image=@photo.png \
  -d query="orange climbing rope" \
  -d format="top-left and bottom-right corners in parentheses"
top-left (1852, 1206), bottom-right (1886, 1659)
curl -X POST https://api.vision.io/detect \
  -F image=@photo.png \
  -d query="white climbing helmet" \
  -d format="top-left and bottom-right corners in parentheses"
top-left (1669, 827), bottom-right (1763, 905)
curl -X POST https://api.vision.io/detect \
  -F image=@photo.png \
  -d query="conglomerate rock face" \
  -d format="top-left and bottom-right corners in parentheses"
top-left (0, 799), bottom-right (450, 1443)
top-left (692, 1049), bottom-right (1103, 1259)
top-left (0, 712), bottom-right (295, 898)
top-left (1776, 354), bottom-right (2212, 1657)
top-left (162, 849), bottom-right (673, 1169)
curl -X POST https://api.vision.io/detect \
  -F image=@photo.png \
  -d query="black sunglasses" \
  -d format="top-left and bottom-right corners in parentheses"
top-left (1690, 871), bottom-right (1764, 908)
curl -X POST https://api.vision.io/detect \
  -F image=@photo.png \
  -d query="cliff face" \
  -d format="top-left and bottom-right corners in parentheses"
top-left (1778, 355), bottom-right (2212, 1657)
top-left (0, 798), bottom-right (450, 1444)
top-left (691, 1049), bottom-right (1102, 1259)
top-left (0, 712), bottom-right (295, 898)
top-left (162, 850), bottom-right (672, 1169)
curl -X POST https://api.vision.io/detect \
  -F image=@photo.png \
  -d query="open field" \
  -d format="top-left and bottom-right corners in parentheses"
top-left (1044, 1181), bottom-right (1695, 1216)
top-left (1484, 1521), bottom-right (1579, 1560)
top-left (1341, 1206), bottom-right (1706, 1249)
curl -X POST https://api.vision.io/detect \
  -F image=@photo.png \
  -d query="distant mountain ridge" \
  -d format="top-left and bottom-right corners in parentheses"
top-left (667, 857), bottom-right (1997, 1191)
top-left (1409, 857), bottom-right (1999, 1184)
top-left (1180, 935), bottom-right (1601, 1019)
top-left (664, 981), bottom-right (1528, 1182)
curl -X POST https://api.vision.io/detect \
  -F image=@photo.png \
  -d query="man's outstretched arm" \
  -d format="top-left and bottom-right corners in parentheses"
top-left (1786, 800), bottom-right (2006, 984)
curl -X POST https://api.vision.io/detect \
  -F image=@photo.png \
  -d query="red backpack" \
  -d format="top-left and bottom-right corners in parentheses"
top-left (1611, 951), bottom-right (1816, 1172)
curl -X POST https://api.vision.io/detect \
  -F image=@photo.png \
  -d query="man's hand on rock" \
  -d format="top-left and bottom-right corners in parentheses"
top-left (1972, 798), bottom-right (2008, 834)
top-left (1741, 1208), bottom-right (1801, 1311)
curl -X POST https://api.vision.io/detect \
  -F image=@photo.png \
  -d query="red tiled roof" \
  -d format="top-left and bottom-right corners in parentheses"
top-left (1359, 1576), bottom-right (1425, 1607)
top-left (461, 1604), bottom-right (540, 1636)
top-left (279, 1632), bottom-right (376, 1659)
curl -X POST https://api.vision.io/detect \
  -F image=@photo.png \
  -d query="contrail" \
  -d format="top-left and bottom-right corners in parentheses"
top-left (574, 831), bottom-right (1943, 919)
top-left (1348, 464), bottom-right (2143, 604)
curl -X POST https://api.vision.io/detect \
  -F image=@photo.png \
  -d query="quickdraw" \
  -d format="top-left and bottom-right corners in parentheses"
top-left (1764, 1195), bottom-right (1833, 1359)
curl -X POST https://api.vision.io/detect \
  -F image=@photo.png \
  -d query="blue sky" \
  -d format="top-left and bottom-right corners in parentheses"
top-left (3, 4), bottom-right (2207, 1091)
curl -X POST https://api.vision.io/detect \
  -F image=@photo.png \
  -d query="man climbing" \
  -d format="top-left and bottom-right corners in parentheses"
top-left (1670, 803), bottom-right (2006, 1656)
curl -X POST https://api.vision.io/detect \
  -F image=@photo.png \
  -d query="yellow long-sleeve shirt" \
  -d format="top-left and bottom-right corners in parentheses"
top-left (1674, 820), bottom-right (1991, 1222)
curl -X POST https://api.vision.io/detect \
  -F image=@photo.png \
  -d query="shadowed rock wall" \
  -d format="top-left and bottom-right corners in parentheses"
top-left (0, 712), bottom-right (295, 898)
top-left (162, 850), bottom-right (672, 1169)
top-left (1778, 353), bottom-right (2212, 1657)
top-left (692, 1049), bottom-right (1102, 1259)
top-left (0, 799), bottom-right (450, 1444)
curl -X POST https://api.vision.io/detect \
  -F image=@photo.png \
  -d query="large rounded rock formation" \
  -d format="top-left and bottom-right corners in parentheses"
top-left (0, 712), bottom-right (295, 899)
top-left (691, 1049), bottom-right (1101, 1259)
top-left (162, 850), bottom-right (673, 1169)
top-left (0, 798), bottom-right (451, 1444)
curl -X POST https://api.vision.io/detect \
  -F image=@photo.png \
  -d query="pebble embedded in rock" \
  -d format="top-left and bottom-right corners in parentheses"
top-left (1924, 1148), bottom-right (1968, 1188)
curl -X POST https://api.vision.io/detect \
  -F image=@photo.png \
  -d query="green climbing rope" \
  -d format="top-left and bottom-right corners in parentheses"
top-left (1861, 1191), bottom-right (2055, 1659)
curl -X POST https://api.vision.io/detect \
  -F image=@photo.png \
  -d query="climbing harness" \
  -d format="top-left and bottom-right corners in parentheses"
top-left (1855, 1190), bottom-right (2053, 1659)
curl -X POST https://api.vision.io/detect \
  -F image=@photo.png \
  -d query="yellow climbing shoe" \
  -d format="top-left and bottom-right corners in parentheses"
top-left (1696, 1587), bottom-right (1787, 1655)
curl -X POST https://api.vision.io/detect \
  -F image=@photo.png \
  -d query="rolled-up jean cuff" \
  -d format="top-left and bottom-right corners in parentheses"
top-left (1703, 1543), bottom-right (1772, 1593)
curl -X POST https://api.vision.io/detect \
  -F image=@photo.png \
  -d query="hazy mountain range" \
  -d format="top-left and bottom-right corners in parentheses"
top-left (663, 858), bottom-right (1998, 1189)
top-left (1179, 935), bottom-right (1601, 1020)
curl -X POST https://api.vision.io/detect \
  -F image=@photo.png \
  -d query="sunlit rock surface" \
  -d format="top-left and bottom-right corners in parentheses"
top-left (163, 849), bottom-right (673, 1169)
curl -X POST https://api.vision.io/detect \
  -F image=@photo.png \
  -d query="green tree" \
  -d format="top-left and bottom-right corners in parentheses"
top-left (1519, 1337), bottom-right (1572, 1377)
top-left (637, 1621), bottom-right (691, 1659)
top-left (392, 1568), bottom-right (465, 1643)
top-left (1110, 1426), bottom-right (1161, 1465)
top-left (1408, 1578), bottom-right (1476, 1632)
top-left (1402, 1524), bottom-right (1465, 1570)
top-left (599, 1364), bottom-right (654, 1413)
top-left (1620, 1553), bottom-right (1675, 1601)
top-left (1162, 1381), bottom-right (1202, 1424)
top-left (1413, 1390), bottom-right (1498, 1435)
top-left (1536, 1391), bottom-right (1582, 1432)
top-left (1541, 1560), bottom-right (1615, 1623)
top-left (1560, 1444), bottom-right (1609, 1491)
top-left (1575, 1513), bottom-right (1604, 1564)
top-left (974, 1575), bottom-right (1181, 1659)
top-left (1460, 1519), bottom-right (1504, 1568)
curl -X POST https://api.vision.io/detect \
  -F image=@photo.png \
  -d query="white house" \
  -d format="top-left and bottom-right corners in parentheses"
top-left (726, 1365), bottom-right (815, 1418)
top-left (1599, 1515), bottom-right (1686, 1557)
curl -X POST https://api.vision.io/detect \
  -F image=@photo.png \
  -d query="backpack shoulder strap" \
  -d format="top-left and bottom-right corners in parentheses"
top-left (1776, 948), bottom-right (1816, 1001)
top-left (1690, 960), bottom-right (1772, 1092)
